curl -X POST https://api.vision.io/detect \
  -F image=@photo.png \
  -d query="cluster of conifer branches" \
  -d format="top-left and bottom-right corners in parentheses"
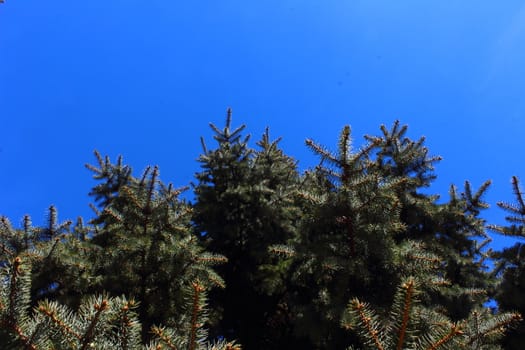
top-left (1, 110), bottom-right (524, 349)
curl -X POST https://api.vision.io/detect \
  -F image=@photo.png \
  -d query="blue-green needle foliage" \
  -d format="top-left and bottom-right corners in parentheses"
top-left (85, 151), bottom-right (227, 341)
top-left (342, 276), bottom-right (520, 350)
top-left (0, 115), bottom-right (522, 349)
top-left (0, 254), bottom-right (239, 350)
top-left (193, 109), bottom-right (301, 348)
top-left (0, 152), bottom-right (231, 347)
top-left (273, 121), bottom-right (504, 348)
top-left (489, 176), bottom-right (525, 350)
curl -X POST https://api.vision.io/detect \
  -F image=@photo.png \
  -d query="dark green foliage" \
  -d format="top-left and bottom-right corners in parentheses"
top-left (342, 277), bottom-right (463, 350)
top-left (1, 150), bottom-right (232, 347)
top-left (0, 254), bottom-right (240, 350)
top-left (1, 114), bottom-right (521, 349)
top-left (193, 110), bottom-right (301, 348)
top-left (364, 122), bottom-right (494, 322)
top-left (342, 277), bottom-right (520, 350)
top-left (490, 176), bottom-right (525, 350)
top-left (271, 121), bottom-right (501, 348)
top-left (85, 152), bottom-right (226, 341)
top-left (0, 208), bottom-right (95, 312)
top-left (284, 125), bottom-right (407, 348)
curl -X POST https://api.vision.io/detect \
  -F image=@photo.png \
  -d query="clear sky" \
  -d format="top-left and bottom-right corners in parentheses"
top-left (1, 1), bottom-right (524, 251)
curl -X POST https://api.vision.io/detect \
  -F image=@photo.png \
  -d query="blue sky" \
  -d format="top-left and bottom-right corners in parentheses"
top-left (1, 1), bottom-right (524, 251)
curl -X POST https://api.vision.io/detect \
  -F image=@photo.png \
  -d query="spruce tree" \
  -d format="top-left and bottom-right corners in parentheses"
top-left (365, 121), bottom-right (494, 320)
top-left (342, 276), bottom-right (520, 350)
top-left (489, 176), bottom-right (525, 349)
top-left (0, 208), bottom-right (95, 312)
top-left (1, 114), bottom-right (519, 349)
top-left (85, 151), bottom-right (226, 342)
top-left (284, 125), bottom-right (410, 348)
top-left (1, 151), bottom-right (237, 349)
top-left (0, 252), bottom-right (240, 349)
top-left (280, 122), bottom-right (497, 348)
top-left (193, 109), bottom-right (301, 348)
